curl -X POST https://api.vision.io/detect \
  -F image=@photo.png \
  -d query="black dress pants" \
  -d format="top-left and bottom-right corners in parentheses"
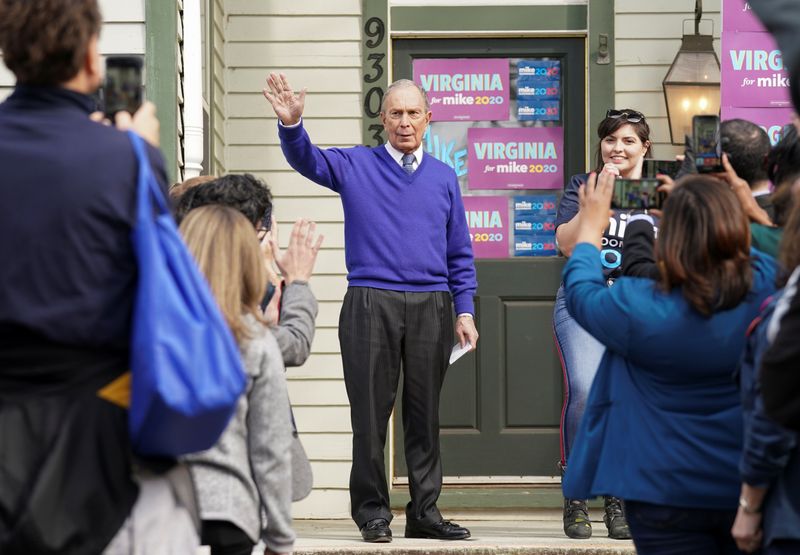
top-left (339, 287), bottom-right (454, 528)
top-left (201, 520), bottom-right (255, 555)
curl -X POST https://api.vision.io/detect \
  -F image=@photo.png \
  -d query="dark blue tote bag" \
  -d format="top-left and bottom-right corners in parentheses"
top-left (127, 131), bottom-right (246, 457)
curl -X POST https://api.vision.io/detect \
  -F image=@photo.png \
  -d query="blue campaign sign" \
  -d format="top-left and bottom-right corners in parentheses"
top-left (518, 100), bottom-right (560, 121)
top-left (514, 215), bottom-right (556, 234)
top-left (513, 233), bottom-right (558, 256)
top-left (517, 60), bottom-right (560, 80)
top-left (512, 194), bottom-right (558, 216)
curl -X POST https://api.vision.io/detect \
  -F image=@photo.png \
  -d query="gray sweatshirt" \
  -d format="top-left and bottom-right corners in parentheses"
top-left (272, 281), bottom-right (318, 367)
top-left (186, 316), bottom-right (295, 552)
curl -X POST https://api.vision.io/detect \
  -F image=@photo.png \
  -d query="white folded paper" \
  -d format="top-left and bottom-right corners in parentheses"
top-left (449, 342), bottom-right (473, 365)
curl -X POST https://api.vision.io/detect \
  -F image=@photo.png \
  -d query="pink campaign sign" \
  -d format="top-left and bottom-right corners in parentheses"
top-left (721, 31), bottom-right (792, 108)
top-left (722, 0), bottom-right (765, 32)
top-left (721, 106), bottom-right (795, 144)
top-left (413, 58), bottom-right (510, 122)
top-left (467, 127), bottom-right (564, 190)
top-left (462, 196), bottom-right (508, 259)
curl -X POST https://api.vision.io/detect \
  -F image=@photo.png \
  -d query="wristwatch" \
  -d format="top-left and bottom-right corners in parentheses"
top-left (739, 496), bottom-right (761, 514)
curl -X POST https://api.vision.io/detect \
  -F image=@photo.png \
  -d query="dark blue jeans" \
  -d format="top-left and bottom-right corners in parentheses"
top-left (626, 501), bottom-right (745, 555)
top-left (552, 285), bottom-right (606, 466)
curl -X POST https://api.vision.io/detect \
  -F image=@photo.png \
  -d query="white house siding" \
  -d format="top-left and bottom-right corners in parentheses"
top-left (223, 0), bottom-right (363, 518)
top-left (0, 0), bottom-right (146, 102)
top-left (614, 0), bottom-right (721, 158)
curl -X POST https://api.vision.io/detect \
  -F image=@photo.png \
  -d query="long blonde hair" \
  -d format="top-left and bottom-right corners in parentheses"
top-left (179, 205), bottom-right (267, 343)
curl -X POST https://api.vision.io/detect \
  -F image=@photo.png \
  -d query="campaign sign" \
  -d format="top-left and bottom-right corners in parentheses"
top-left (722, 0), bottom-right (765, 32)
top-left (518, 100), bottom-right (560, 121)
top-left (721, 31), bottom-right (792, 108)
top-left (518, 81), bottom-right (560, 101)
top-left (518, 60), bottom-right (561, 80)
top-left (513, 234), bottom-right (558, 257)
top-left (513, 194), bottom-right (558, 216)
top-left (517, 60), bottom-right (561, 101)
top-left (514, 215), bottom-right (556, 234)
top-left (721, 106), bottom-right (795, 145)
top-left (413, 58), bottom-right (510, 122)
top-left (463, 196), bottom-right (508, 259)
top-left (467, 127), bottom-right (564, 190)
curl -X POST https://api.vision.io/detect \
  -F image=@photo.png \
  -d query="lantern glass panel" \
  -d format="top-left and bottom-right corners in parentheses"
top-left (664, 84), bottom-right (721, 143)
top-left (664, 51), bottom-right (721, 84)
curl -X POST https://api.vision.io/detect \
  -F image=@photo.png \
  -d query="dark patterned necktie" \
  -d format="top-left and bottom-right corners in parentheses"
top-left (402, 153), bottom-right (415, 174)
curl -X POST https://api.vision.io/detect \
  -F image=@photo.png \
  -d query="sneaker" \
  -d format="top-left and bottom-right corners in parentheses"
top-left (603, 496), bottom-right (631, 540)
top-left (563, 498), bottom-right (592, 539)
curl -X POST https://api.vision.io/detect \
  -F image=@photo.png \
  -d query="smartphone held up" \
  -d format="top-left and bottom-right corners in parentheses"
top-left (95, 56), bottom-right (144, 120)
top-left (643, 159), bottom-right (681, 180)
top-left (612, 177), bottom-right (665, 210)
top-left (693, 115), bottom-right (723, 173)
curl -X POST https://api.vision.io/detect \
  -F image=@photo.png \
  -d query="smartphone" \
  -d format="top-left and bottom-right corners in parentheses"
top-left (643, 159), bottom-right (681, 179)
top-left (612, 178), bottom-right (665, 210)
top-left (692, 115), bottom-right (723, 173)
top-left (103, 56), bottom-right (143, 120)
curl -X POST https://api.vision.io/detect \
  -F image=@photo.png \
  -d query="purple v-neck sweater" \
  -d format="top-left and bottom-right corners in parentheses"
top-left (278, 122), bottom-right (477, 315)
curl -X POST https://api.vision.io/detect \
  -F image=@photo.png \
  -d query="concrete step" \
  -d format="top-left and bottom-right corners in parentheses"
top-left (291, 510), bottom-right (637, 555)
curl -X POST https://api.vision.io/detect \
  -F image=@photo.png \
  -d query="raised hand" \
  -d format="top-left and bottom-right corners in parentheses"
top-left (718, 153), bottom-right (774, 227)
top-left (270, 218), bottom-right (324, 284)
top-left (575, 171), bottom-right (615, 248)
top-left (262, 72), bottom-right (306, 126)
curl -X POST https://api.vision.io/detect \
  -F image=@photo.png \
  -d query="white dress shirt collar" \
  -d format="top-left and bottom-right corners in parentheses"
top-left (385, 142), bottom-right (424, 169)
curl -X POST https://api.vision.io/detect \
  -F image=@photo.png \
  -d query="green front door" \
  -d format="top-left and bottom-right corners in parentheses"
top-left (392, 37), bottom-right (584, 481)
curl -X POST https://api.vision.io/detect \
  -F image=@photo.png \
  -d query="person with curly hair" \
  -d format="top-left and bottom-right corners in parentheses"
top-left (0, 1), bottom-right (196, 553)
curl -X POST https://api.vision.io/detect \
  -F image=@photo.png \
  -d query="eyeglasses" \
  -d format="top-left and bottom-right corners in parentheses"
top-left (256, 211), bottom-right (272, 241)
top-left (606, 109), bottom-right (645, 123)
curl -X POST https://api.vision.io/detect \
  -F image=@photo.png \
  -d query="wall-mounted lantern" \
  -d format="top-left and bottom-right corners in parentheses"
top-left (662, 0), bottom-right (721, 145)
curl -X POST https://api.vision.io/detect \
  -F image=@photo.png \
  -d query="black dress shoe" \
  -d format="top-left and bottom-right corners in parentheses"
top-left (360, 518), bottom-right (392, 543)
top-left (405, 519), bottom-right (471, 540)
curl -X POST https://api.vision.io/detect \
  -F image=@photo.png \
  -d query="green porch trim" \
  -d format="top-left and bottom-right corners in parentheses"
top-left (390, 5), bottom-right (587, 33)
top-left (145, 0), bottom-right (180, 182)
top-left (587, 0), bottom-right (615, 161)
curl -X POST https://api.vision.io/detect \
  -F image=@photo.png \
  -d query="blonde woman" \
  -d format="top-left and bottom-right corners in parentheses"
top-left (180, 205), bottom-right (295, 555)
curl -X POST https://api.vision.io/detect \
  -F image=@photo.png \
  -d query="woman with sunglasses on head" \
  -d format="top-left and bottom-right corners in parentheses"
top-left (562, 172), bottom-right (776, 555)
top-left (552, 109), bottom-right (651, 540)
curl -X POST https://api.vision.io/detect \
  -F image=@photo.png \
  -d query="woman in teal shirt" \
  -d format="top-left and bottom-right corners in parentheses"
top-left (562, 173), bottom-right (777, 555)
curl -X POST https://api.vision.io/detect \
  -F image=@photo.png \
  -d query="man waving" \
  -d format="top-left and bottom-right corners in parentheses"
top-left (264, 72), bottom-right (478, 543)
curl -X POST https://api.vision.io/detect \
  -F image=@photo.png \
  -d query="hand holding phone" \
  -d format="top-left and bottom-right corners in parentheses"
top-left (114, 102), bottom-right (160, 147)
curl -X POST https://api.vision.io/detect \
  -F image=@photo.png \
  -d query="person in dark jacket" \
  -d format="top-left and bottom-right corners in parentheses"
top-left (733, 294), bottom-right (800, 554)
top-left (0, 1), bottom-right (196, 553)
top-left (759, 202), bottom-right (800, 431)
top-left (748, 0), bottom-right (800, 431)
top-left (731, 199), bottom-right (800, 554)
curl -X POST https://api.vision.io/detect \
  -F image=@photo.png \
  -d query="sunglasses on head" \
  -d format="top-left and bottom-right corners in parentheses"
top-left (606, 109), bottom-right (645, 123)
